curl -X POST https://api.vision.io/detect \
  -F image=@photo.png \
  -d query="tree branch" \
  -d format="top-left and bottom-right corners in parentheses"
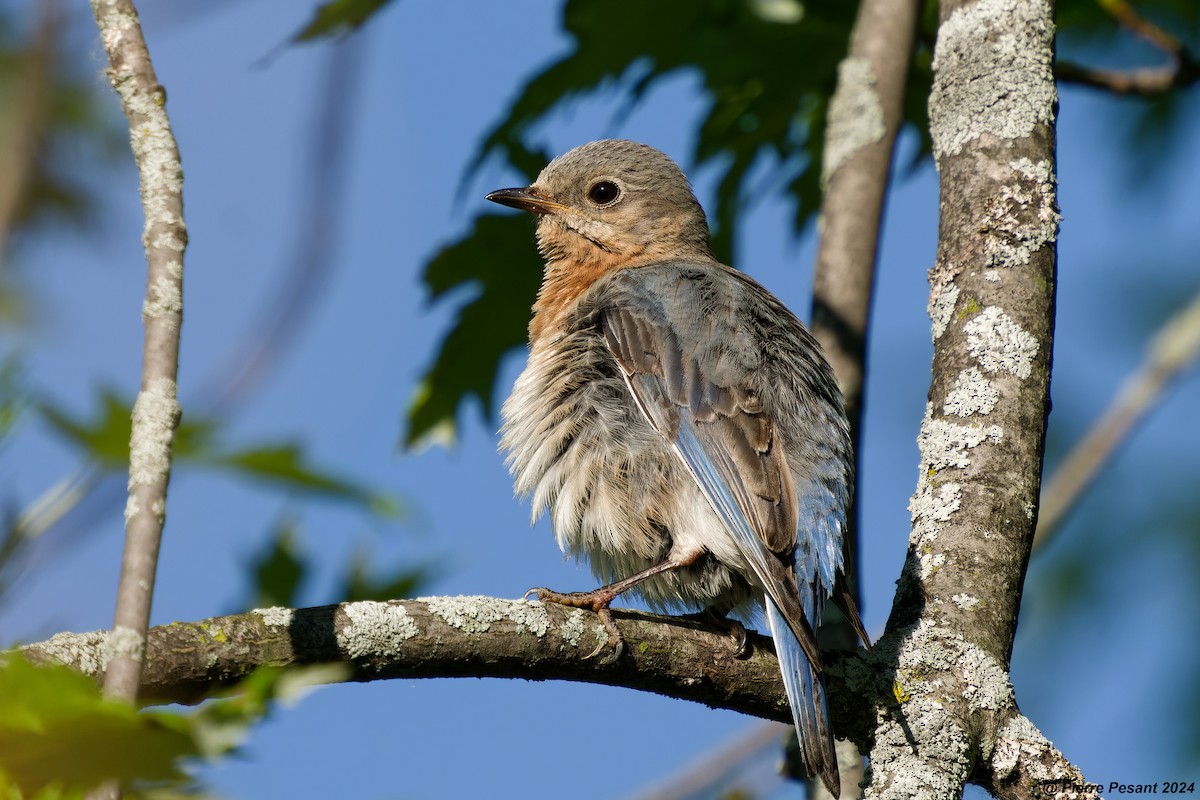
top-left (810, 0), bottom-right (919, 793)
top-left (1056, 58), bottom-right (1200, 96)
top-left (21, 595), bottom-right (1087, 797)
top-left (813, 0), bottom-right (919, 445)
top-left (867, 0), bottom-right (1097, 795)
top-left (25, 598), bottom-right (827, 722)
top-left (1055, 0), bottom-right (1200, 96)
top-left (89, 0), bottom-right (186, 711)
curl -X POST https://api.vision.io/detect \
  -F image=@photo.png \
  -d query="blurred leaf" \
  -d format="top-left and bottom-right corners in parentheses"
top-left (292, 0), bottom-right (398, 41)
top-left (36, 390), bottom-right (403, 519)
top-left (38, 390), bottom-right (145, 466)
top-left (195, 443), bottom-right (402, 517)
top-left (337, 550), bottom-right (430, 602)
top-left (189, 664), bottom-right (349, 758)
top-left (247, 520), bottom-right (307, 608)
top-left (0, 355), bottom-right (24, 442)
top-left (36, 391), bottom-right (403, 522)
top-left (404, 214), bottom-right (543, 448)
top-left (0, 655), bottom-right (198, 794)
top-left (0, 16), bottom-right (120, 255)
top-left (37, 391), bottom-right (218, 467)
top-left (0, 654), bottom-right (346, 796)
top-left (239, 519), bottom-right (430, 610)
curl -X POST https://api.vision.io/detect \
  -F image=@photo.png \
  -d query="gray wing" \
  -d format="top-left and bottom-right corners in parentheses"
top-left (597, 268), bottom-right (825, 669)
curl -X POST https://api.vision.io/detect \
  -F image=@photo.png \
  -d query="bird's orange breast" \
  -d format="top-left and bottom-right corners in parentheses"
top-left (528, 255), bottom-right (628, 342)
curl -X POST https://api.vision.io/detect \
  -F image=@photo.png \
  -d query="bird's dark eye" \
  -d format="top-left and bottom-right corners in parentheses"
top-left (587, 180), bottom-right (621, 205)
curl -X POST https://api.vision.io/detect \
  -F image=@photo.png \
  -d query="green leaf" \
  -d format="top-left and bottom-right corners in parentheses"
top-left (247, 520), bottom-right (308, 608)
top-left (337, 550), bottom-right (430, 602)
top-left (404, 213), bottom-right (543, 448)
top-left (0, 355), bottom-right (25, 442)
top-left (0, 656), bottom-right (346, 795)
top-left (194, 443), bottom-right (403, 517)
top-left (37, 390), bottom-right (135, 466)
top-left (189, 664), bottom-right (350, 758)
top-left (36, 390), bottom-right (403, 520)
top-left (0, 655), bottom-right (199, 794)
top-left (291, 0), bottom-right (398, 41)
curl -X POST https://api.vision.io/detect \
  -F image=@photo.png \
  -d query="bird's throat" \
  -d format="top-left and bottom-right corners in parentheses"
top-left (528, 256), bottom-right (619, 342)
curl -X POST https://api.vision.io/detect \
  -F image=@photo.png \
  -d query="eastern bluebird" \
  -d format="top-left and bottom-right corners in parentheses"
top-left (488, 139), bottom-right (866, 795)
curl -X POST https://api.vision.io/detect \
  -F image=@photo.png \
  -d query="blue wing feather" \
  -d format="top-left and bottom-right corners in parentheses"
top-left (673, 420), bottom-right (779, 591)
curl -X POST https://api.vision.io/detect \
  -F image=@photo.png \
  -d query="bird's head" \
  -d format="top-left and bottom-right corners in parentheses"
top-left (487, 140), bottom-right (713, 269)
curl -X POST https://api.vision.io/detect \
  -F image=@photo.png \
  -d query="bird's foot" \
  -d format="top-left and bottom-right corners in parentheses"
top-left (680, 608), bottom-right (750, 657)
top-left (525, 586), bottom-right (625, 663)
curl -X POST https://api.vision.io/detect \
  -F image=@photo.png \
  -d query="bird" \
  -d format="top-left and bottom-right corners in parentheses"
top-left (488, 139), bottom-right (866, 795)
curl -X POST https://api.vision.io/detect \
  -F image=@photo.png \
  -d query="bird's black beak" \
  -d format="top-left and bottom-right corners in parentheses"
top-left (485, 187), bottom-right (569, 216)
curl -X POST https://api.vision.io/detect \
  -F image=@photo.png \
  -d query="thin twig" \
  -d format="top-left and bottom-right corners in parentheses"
top-left (810, 0), bottom-right (919, 619)
top-left (1100, 0), bottom-right (1181, 55)
top-left (1056, 0), bottom-right (1200, 96)
top-left (90, 0), bottom-right (186, 725)
top-left (1034, 290), bottom-right (1200, 549)
top-left (1056, 59), bottom-right (1200, 96)
top-left (626, 722), bottom-right (788, 800)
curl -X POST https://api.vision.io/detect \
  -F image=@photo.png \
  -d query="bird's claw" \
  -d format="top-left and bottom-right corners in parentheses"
top-left (582, 606), bottom-right (625, 664)
top-left (726, 618), bottom-right (750, 657)
top-left (527, 586), bottom-right (625, 664)
top-left (682, 608), bottom-right (750, 657)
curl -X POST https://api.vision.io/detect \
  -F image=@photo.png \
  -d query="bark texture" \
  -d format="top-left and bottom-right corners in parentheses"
top-left (865, 0), bottom-right (1095, 797)
top-left (811, 0), bottom-right (920, 793)
top-left (90, 0), bottom-right (187, 711)
top-left (21, 595), bottom-right (1086, 797)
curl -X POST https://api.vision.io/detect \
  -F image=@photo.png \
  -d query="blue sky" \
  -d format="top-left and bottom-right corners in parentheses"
top-left (4, 0), bottom-right (1199, 798)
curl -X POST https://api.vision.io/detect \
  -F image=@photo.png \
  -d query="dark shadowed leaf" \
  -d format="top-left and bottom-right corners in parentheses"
top-left (247, 520), bottom-right (308, 608)
top-left (190, 664), bottom-right (350, 758)
top-left (411, 0), bottom-right (932, 445)
top-left (194, 444), bottom-right (403, 518)
top-left (0, 16), bottom-right (119, 250)
top-left (337, 550), bottom-right (430, 602)
top-left (404, 213), bottom-right (543, 448)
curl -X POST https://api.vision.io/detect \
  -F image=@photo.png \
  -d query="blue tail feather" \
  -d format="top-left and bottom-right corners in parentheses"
top-left (765, 596), bottom-right (839, 794)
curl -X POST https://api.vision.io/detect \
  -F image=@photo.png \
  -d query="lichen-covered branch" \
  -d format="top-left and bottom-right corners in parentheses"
top-left (22, 595), bottom-right (1082, 798)
top-left (24, 597), bottom-right (834, 723)
top-left (811, 1), bottom-right (919, 793)
top-left (868, 0), bottom-right (1095, 796)
top-left (90, 0), bottom-right (186, 706)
